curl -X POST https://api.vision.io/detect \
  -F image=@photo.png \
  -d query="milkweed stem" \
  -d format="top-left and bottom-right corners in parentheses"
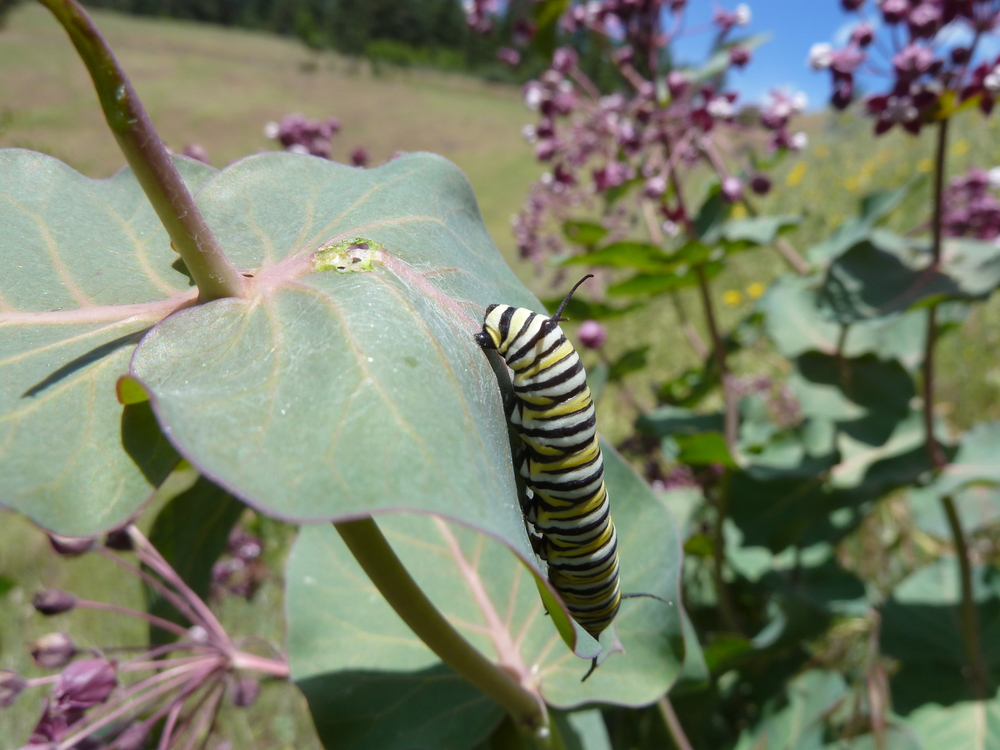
top-left (35, 0), bottom-right (245, 302)
top-left (334, 516), bottom-right (550, 743)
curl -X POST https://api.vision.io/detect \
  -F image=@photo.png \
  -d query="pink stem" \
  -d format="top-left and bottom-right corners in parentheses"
top-left (158, 699), bottom-right (185, 750)
top-left (230, 651), bottom-right (290, 678)
top-left (57, 663), bottom-right (218, 750)
top-left (127, 527), bottom-right (233, 652)
top-left (97, 548), bottom-right (209, 634)
top-left (178, 681), bottom-right (225, 750)
top-left (76, 599), bottom-right (191, 638)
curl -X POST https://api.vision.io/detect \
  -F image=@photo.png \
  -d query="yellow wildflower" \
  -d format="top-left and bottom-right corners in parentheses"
top-left (786, 162), bottom-right (807, 187)
top-left (952, 139), bottom-right (969, 156)
top-left (746, 282), bottom-right (766, 299)
top-left (918, 157), bottom-right (934, 173)
top-left (730, 203), bottom-right (748, 220)
top-left (845, 176), bottom-right (859, 191)
top-left (722, 290), bottom-right (743, 306)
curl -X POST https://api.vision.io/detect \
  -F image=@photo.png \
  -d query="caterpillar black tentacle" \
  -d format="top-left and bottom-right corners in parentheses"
top-left (621, 592), bottom-right (671, 604)
top-left (476, 275), bottom-right (620, 682)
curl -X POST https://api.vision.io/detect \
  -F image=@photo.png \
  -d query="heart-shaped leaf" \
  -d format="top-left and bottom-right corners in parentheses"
top-left (806, 180), bottom-right (920, 266)
top-left (561, 242), bottom-right (674, 273)
top-left (286, 440), bottom-right (687, 750)
top-left (920, 421), bottom-right (1000, 499)
top-left (562, 221), bottom-right (607, 247)
top-left (904, 697), bottom-right (1000, 748)
top-left (715, 215), bottom-right (800, 249)
top-left (820, 235), bottom-right (1000, 323)
top-left (759, 276), bottom-right (927, 368)
top-left (0, 150), bottom-right (213, 534)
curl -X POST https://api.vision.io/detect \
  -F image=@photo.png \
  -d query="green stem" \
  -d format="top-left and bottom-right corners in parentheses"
top-left (922, 119), bottom-right (949, 469)
top-left (922, 118), bottom-right (988, 698)
top-left (35, 0), bottom-right (245, 302)
top-left (941, 496), bottom-right (989, 698)
top-left (694, 264), bottom-right (737, 452)
top-left (740, 198), bottom-right (810, 275)
top-left (658, 695), bottom-right (694, 750)
top-left (693, 264), bottom-right (741, 635)
top-left (334, 517), bottom-right (549, 740)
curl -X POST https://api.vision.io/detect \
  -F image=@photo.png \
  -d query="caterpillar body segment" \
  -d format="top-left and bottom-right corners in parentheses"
top-left (476, 277), bottom-right (621, 679)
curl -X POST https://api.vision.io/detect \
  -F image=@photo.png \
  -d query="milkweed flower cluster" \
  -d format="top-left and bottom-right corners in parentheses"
top-left (5, 525), bottom-right (288, 750)
top-left (211, 525), bottom-right (266, 601)
top-left (264, 114), bottom-right (373, 166)
top-left (811, 0), bottom-right (1000, 134)
top-left (264, 113), bottom-right (342, 158)
top-left (469, 1), bottom-right (804, 263)
top-left (942, 165), bottom-right (1000, 239)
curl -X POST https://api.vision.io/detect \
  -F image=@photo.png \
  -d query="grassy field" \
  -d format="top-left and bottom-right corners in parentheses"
top-left (4, 3), bottom-right (1000, 746)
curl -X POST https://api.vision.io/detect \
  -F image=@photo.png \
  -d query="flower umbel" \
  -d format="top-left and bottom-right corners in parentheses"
top-left (8, 525), bottom-right (289, 749)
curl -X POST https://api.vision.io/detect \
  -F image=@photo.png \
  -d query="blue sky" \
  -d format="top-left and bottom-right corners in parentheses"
top-left (670, 1), bottom-right (863, 111)
top-left (670, 1), bottom-right (1000, 111)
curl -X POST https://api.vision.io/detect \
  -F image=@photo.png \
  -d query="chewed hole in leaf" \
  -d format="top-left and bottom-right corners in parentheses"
top-left (314, 236), bottom-right (383, 273)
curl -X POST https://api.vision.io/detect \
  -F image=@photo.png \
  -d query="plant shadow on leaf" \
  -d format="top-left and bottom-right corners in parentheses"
top-left (296, 664), bottom-right (504, 750)
top-left (880, 559), bottom-right (1000, 714)
top-left (120, 400), bottom-right (182, 487)
top-left (819, 234), bottom-right (1000, 323)
top-left (20, 329), bottom-right (148, 398)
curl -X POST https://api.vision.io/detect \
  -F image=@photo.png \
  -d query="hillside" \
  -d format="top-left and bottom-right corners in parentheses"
top-left (0, 3), bottom-right (540, 270)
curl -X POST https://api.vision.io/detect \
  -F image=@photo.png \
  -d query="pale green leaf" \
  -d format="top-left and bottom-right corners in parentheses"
top-left (0, 150), bottom-right (214, 534)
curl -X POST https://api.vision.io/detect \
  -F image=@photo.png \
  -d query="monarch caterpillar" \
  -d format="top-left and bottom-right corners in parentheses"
top-left (475, 275), bottom-right (620, 681)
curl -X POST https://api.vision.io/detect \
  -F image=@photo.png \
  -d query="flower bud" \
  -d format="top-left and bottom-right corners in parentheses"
top-left (48, 534), bottom-right (97, 557)
top-left (535, 138), bottom-right (560, 162)
top-left (951, 46), bottom-right (971, 65)
top-left (54, 659), bottom-right (117, 710)
top-left (182, 143), bottom-right (210, 164)
top-left (850, 22), bottom-right (875, 47)
top-left (750, 174), bottom-right (772, 195)
top-left (907, 2), bottom-right (941, 38)
top-left (613, 45), bottom-right (634, 65)
top-left (893, 44), bottom-right (934, 79)
top-left (721, 176), bottom-right (744, 202)
top-left (116, 724), bottom-right (151, 750)
top-left (577, 321), bottom-right (607, 350)
top-left (351, 146), bottom-right (369, 167)
top-left (808, 43), bottom-right (834, 70)
top-left (644, 174), bottom-right (667, 199)
top-left (33, 590), bottom-right (77, 616)
top-left (232, 676), bottom-right (260, 708)
top-left (841, 0), bottom-right (864, 8)
top-left (880, 0), bottom-right (908, 24)
top-left (729, 45), bottom-right (751, 68)
top-left (497, 47), bottom-right (520, 67)
top-left (0, 670), bottom-right (26, 708)
top-left (29, 632), bottom-right (77, 669)
top-left (552, 47), bottom-right (578, 74)
top-left (104, 527), bottom-right (133, 551)
top-left (832, 77), bottom-right (854, 109)
top-left (666, 71), bottom-right (689, 97)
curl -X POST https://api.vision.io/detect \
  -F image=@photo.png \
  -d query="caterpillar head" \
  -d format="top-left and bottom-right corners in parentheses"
top-left (474, 303), bottom-right (504, 350)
